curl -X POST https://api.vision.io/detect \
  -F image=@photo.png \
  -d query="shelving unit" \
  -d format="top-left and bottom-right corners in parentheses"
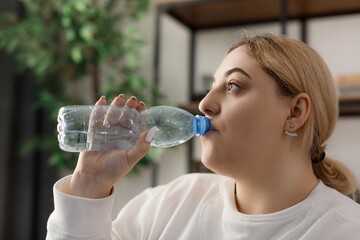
top-left (155, 0), bottom-right (360, 172)
top-left (157, 0), bottom-right (360, 30)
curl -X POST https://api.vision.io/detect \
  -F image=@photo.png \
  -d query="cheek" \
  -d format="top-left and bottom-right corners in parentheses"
top-left (224, 98), bottom-right (286, 150)
top-left (224, 101), bottom-right (262, 136)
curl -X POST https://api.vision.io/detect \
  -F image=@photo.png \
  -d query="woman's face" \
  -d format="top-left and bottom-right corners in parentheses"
top-left (199, 45), bottom-right (292, 177)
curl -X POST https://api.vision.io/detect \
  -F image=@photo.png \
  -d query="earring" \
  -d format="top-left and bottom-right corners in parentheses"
top-left (284, 130), bottom-right (297, 137)
top-left (285, 123), bottom-right (297, 137)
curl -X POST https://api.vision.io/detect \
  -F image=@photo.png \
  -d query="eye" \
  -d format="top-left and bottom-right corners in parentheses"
top-left (225, 80), bottom-right (241, 92)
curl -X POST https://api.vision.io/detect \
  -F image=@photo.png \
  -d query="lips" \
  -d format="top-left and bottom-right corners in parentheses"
top-left (201, 118), bottom-right (218, 137)
top-left (209, 121), bottom-right (218, 131)
top-left (202, 124), bottom-right (217, 137)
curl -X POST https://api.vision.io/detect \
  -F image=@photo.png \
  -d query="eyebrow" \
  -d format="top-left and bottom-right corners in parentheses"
top-left (225, 67), bottom-right (252, 79)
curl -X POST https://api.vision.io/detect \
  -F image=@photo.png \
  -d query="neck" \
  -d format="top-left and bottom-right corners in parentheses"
top-left (234, 156), bottom-right (318, 215)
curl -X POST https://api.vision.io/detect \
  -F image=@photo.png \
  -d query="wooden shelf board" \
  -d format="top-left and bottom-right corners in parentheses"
top-left (157, 0), bottom-right (360, 29)
top-left (339, 97), bottom-right (360, 116)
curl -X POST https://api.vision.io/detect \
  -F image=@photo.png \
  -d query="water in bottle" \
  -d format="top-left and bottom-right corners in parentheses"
top-left (57, 105), bottom-right (211, 152)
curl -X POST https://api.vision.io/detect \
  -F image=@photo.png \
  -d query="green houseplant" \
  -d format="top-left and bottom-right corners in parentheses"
top-left (0, 0), bottom-right (164, 170)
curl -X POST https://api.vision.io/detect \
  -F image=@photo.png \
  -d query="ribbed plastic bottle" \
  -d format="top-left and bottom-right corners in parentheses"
top-left (57, 105), bottom-right (211, 152)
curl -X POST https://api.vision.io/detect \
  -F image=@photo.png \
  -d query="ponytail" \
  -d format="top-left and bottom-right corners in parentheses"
top-left (313, 157), bottom-right (360, 202)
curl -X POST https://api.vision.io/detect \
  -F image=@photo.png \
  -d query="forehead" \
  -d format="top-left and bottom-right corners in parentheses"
top-left (214, 45), bottom-right (260, 78)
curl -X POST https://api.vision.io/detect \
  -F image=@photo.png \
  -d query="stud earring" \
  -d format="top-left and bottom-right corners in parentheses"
top-left (285, 122), bottom-right (297, 137)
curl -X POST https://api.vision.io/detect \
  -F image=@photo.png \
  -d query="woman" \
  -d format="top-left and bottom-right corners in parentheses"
top-left (47, 33), bottom-right (360, 239)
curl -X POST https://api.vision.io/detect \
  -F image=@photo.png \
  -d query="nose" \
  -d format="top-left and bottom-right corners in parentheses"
top-left (199, 90), bottom-right (220, 117)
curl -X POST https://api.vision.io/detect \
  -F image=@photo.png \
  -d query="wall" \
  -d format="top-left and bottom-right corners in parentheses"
top-left (193, 21), bottom-right (301, 95)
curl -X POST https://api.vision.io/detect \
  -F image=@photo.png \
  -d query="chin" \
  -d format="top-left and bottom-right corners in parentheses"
top-left (200, 152), bottom-right (222, 174)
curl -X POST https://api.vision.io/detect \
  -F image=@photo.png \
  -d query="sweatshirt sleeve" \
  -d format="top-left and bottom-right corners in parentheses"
top-left (46, 175), bottom-right (116, 240)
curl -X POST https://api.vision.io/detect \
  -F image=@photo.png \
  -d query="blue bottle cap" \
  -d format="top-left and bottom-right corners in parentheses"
top-left (192, 116), bottom-right (211, 136)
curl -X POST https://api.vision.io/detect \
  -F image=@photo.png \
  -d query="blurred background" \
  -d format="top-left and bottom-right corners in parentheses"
top-left (1, 0), bottom-right (360, 239)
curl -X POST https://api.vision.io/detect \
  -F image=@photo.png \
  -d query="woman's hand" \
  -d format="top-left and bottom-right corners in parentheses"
top-left (64, 94), bottom-right (156, 199)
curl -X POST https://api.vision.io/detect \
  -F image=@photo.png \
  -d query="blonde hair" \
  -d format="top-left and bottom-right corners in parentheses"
top-left (230, 32), bottom-right (359, 201)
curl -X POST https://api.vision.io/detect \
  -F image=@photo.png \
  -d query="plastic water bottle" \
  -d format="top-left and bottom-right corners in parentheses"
top-left (57, 105), bottom-right (211, 152)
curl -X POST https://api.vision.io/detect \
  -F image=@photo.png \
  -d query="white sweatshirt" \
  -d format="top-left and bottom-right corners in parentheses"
top-left (47, 173), bottom-right (360, 240)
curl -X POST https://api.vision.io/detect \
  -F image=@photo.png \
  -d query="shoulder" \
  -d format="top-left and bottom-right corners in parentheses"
top-left (315, 182), bottom-right (360, 227)
top-left (330, 190), bottom-right (360, 223)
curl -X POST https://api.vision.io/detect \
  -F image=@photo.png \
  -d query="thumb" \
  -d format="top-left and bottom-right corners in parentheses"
top-left (126, 127), bottom-right (157, 167)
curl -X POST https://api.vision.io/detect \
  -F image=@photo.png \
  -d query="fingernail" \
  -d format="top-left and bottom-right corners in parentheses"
top-left (118, 93), bottom-right (125, 99)
top-left (138, 101), bottom-right (145, 108)
top-left (130, 96), bottom-right (137, 101)
top-left (145, 127), bottom-right (157, 143)
top-left (96, 95), bottom-right (106, 104)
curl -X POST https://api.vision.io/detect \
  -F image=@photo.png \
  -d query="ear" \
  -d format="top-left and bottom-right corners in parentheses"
top-left (284, 93), bottom-right (311, 132)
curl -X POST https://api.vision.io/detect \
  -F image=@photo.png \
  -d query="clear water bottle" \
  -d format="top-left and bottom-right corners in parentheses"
top-left (57, 105), bottom-right (211, 152)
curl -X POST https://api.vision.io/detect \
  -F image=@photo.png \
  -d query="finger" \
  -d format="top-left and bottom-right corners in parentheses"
top-left (96, 95), bottom-right (106, 105)
top-left (125, 96), bottom-right (138, 109)
top-left (136, 101), bottom-right (146, 112)
top-left (87, 96), bottom-right (107, 150)
top-left (103, 94), bottom-right (126, 127)
top-left (118, 96), bottom-right (139, 126)
top-left (125, 127), bottom-right (157, 168)
top-left (112, 94), bottom-right (126, 106)
top-left (89, 96), bottom-right (107, 131)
